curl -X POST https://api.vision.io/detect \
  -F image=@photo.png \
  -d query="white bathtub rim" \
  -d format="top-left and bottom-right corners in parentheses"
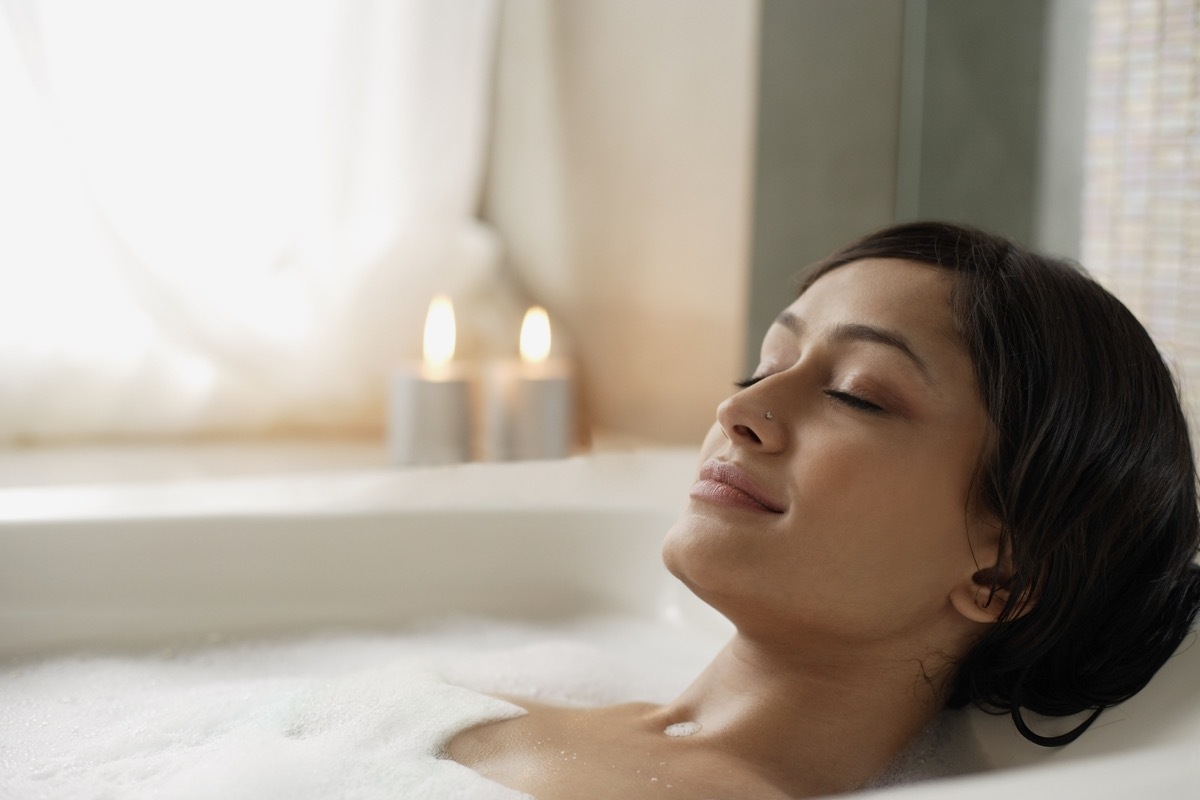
top-left (0, 449), bottom-right (699, 524)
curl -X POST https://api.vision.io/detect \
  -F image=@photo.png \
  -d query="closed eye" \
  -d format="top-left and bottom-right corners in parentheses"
top-left (825, 390), bottom-right (884, 414)
top-left (738, 377), bottom-right (884, 415)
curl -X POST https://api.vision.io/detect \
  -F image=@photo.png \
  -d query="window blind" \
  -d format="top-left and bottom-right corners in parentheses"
top-left (1083, 0), bottom-right (1200, 437)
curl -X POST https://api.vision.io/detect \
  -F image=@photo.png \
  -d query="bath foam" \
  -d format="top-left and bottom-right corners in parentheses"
top-left (0, 616), bottom-right (959, 798)
top-left (664, 720), bottom-right (702, 737)
top-left (1, 658), bottom-right (527, 800)
top-left (0, 617), bottom-right (717, 799)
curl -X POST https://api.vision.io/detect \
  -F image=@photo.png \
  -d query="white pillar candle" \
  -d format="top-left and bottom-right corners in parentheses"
top-left (483, 306), bottom-right (574, 461)
top-left (388, 296), bottom-right (473, 466)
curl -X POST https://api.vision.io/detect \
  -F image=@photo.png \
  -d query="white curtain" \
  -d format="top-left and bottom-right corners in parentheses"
top-left (0, 0), bottom-right (500, 441)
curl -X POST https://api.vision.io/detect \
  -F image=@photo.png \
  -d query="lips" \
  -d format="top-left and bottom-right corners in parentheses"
top-left (691, 459), bottom-right (785, 514)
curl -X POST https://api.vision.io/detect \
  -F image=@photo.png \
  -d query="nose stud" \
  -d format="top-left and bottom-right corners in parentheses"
top-left (764, 410), bottom-right (774, 420)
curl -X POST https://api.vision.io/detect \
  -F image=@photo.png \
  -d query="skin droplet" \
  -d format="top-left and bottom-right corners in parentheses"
top-left (663, 721), bottom-right (702, 737)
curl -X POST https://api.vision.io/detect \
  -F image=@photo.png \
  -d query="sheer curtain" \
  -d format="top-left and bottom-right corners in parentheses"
top-left (0, 0), bottom-right (499, 441)
top-left (1082, 0), bottom-right (1200, 435)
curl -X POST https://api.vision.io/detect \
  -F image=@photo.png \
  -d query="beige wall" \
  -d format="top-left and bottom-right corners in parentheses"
top-left (482, 0), bottom-right (759, 445)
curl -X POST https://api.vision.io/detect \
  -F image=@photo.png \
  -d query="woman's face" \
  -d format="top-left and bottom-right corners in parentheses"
top-left (663, 258), bottom-right (996, 648)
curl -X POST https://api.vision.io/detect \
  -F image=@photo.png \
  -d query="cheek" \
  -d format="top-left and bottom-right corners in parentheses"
top-left (784, 436), bottom-right (972, 574)
top-left (800, 425), bottom-right (972, 513)
top-left (699, 422), bottom-right (725, 457)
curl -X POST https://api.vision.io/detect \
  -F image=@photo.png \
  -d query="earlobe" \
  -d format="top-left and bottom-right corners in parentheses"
top-left (950, 566), bottom-right (1030, 624)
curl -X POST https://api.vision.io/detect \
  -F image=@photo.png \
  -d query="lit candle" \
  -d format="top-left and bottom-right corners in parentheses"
top-left (387, 295), bottom-right (472, 466)
top-left (483, 306), bottom-right (574, 461)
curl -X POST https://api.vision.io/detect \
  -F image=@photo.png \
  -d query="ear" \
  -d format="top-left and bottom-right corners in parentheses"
top-left (950, 565), bottom-right (1033, 624)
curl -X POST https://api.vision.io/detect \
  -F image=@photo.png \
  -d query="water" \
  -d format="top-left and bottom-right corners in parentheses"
top-left (0, 616), bottom-right (723, 799)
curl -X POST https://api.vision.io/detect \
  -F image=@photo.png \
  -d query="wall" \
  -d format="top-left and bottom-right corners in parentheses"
top-left (746, 0), bottom-right (1081, 374)
top-left (482, 0), bottom-right (1082, 443)
top-left (482, 0), bottom-right (759, 445)
top-left (904, 0), bottom-right (1048, 245)
top-left (745, 0), bottom-right (907, 370)
top-left (1034, 0), bottom-right (1090, 260)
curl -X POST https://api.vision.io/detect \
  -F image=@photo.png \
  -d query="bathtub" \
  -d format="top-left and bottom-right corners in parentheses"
top-left (1, 449), bottom-right (1196, 797)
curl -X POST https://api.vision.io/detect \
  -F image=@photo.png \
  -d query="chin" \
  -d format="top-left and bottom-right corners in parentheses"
top-left (660, 513), bottom-right (691, 581)
top-left (661, 509), bottom-right (748, 610)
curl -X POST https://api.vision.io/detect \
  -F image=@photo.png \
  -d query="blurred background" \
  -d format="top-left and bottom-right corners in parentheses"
top-left (0, 0), bottom-right (1195, 482)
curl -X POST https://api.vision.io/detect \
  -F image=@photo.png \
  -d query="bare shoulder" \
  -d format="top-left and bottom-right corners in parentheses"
top-left (446, 696), bottom-right (647, 770)
top-left (446, 695), bottom-right (580, 763)
top-left (448, 698), bottom-right (794, 800)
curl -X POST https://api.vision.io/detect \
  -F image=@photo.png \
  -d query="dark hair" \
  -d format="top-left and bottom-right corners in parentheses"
top-left (800, 221), bottom-right (1200, 746)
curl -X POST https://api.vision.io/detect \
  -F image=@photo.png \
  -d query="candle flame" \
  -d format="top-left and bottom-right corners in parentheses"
top-left (423, 295), bottom-right (456, 367)
top-left (520, 306), bottom-right (552, 364)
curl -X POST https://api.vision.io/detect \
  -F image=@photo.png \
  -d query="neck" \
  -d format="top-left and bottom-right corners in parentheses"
top-left (653, 631), bottom-right (958, 797)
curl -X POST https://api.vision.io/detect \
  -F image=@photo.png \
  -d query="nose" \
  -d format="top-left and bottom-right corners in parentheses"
top-left (716, 387), bottom-right (785, 452)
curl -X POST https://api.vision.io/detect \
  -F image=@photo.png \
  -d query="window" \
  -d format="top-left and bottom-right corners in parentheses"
top-left (1082, 0), bottom-right (1200, 435)
top-left (0, 0), bottom-right (498, 441)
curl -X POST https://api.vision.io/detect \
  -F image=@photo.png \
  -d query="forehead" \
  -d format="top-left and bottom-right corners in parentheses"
top-left (789, 258), bottom-right (960, 344)
top-left (782, 258), bottom-right (976, 396)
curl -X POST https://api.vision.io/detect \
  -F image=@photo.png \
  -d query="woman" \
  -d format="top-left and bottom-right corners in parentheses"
top-left (450, 222), bottom-right (1200, 798)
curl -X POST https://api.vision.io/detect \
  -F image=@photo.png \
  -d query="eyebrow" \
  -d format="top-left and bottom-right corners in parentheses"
top-left (775, 311), bottom-right (938, 386)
